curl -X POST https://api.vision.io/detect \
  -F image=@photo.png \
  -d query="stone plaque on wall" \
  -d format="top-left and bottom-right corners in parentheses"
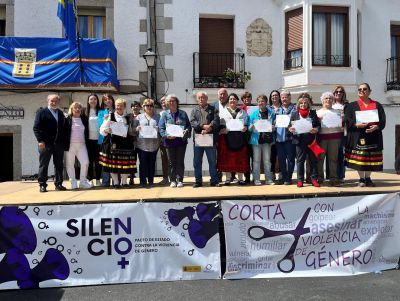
top-left (246, 18), bottom-right (272, 57)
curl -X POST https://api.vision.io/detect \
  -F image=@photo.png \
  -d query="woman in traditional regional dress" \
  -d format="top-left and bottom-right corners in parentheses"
top-left (97, 93), bottom-right (115, 187)
top-left (345, 83), bottom-right (386, 187)
top-left (217, 93), bottom-right (250, 185)
top-left (99, 98), bottom-right (136, 188)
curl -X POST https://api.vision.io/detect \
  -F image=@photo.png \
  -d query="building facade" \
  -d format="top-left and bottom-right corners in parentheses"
top-left (0, 0), bottom-right (399, 180)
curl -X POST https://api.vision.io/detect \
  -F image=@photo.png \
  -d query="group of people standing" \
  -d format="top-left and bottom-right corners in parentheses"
top-left (33, 82), bottom-right (386, 192)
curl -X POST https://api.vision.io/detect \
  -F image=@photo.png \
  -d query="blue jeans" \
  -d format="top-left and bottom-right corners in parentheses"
top-left (252, 144), bottom-right (272, 182)
top-left (276, 141), bottom-right (296, 182)
top-left (193, 146), bottom-right (218, 184)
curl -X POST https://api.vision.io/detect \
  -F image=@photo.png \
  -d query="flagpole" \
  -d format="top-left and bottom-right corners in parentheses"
top-left (73, 0), bottom-right (84, 86)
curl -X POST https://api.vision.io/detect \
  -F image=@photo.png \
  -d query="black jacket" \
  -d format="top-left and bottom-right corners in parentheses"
top-left (345, 100), bottom-right (386, 150)
top-left (290, 109), bottom-right (320, 145)
top-left (63, 115), bottom-right (89, 151)
top-left (33, 107), bottom-right (65, 145)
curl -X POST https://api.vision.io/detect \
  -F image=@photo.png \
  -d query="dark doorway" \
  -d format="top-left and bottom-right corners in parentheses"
top-left (0, 135), bottom-right (13, 182)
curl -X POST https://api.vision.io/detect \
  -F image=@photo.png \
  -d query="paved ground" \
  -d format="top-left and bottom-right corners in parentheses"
top-left (0, 269), bottom-right (399, 301)
top-left (1, 171), bottom-right (399, 205)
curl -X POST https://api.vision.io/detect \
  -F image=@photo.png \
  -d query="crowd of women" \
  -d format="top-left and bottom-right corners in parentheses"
top-left (62, 82), bottom-right (386, 190)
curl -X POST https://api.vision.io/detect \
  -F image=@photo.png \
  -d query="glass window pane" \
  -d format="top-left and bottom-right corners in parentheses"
top-left (79, 16), bottom-right (88, 38)
top-left (93, 16), bottom-right (104, 39)
top-left (313, 13), bottom-right (326, 65)
top-left (331, 13), bottom-right (344, 65)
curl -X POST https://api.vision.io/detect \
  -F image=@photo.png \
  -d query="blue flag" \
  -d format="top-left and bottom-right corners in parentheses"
top-left (57, 0), bottom-right (77, 47)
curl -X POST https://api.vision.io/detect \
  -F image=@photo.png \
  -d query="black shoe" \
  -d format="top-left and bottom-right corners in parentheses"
top-left (365, 177), bottom-right (375, 187)
top-left (358, 178), bottom-right (366, 187)
top-left (284, 180), bottom-right (292, 185)
top-left (238, 180), bottom-right (246, 186)
top-left (113, 184), bottom-right (121, 189)
top-left (55, 185), bottom-right (67, 191)
top-left (210, 182), bottom-right (220, 187)
top-left (193, 182), bottom-right (203, 188)
top-left (39, 186), bottom-right (47, 193)
top-left (121, 184), bottom-right (130, 188)
top-left (276, 180), bottom-right (284, 185)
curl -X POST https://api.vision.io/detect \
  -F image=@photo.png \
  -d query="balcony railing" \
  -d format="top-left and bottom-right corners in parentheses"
top-left (193, 52), bottom-right (246, 89)
top-left (284, 56), bottom-right (303, 70)
top-left (386, 57), bottom-right (400, 91)
top-left (312, 55), bottom-right (351, 67)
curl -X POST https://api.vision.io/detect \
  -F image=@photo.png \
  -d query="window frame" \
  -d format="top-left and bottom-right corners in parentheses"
top-left (77, 8), bottom-right (106, 39)
top-left (285, 7), bottom-right (303, 70)
top-left (312, 6), bottom-right (350, 67)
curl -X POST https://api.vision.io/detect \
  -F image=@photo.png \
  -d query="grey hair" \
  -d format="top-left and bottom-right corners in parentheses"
top-left (320, 91), bottom-right (334, 102)
top-left (281, 90), bottom-right (291, 98)
top-left (166, 94), bottom-right (179, 103)
top-left (196, 91), bottom-right (208, 99)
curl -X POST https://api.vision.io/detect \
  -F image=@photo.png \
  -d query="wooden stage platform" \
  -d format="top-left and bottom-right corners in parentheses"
top-left (1, 171), bottom-right (399, 206)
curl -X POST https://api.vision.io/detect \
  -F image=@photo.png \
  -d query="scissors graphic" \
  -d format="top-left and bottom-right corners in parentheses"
top-left (247, 207), bottom-right (311, 273)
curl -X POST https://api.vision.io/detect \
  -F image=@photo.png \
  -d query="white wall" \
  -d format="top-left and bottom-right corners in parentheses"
top-left (14, 0), bottom-right (61, 37)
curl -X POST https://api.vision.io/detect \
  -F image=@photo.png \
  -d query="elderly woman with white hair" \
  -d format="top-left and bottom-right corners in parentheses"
top-left (316, 91), bottom-right (344, 186)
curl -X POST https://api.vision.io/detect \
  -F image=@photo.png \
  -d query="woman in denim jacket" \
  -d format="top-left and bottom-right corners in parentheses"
top-left (159, 94), bottom-right (191, 188)
top-left (248, 95), bottom-right (276, 185)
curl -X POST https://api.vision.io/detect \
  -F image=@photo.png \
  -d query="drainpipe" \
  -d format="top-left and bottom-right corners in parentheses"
top-left (146, 0), bottom-right (152, 99)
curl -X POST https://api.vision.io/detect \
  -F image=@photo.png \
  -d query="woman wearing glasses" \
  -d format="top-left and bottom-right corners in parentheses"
top-left (132, 98), bottom-right (160, 188)
top-left (345, 83), bottom-right (386, 187)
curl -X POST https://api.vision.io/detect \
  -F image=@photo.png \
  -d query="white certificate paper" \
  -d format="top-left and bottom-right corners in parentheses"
top-left (110, 122), bottom-right (128, 137)
top-left (321, 112), bottom-right (342, 128)
top-left (139, 125), bottom-right (158, 139)
top-left (195, 133), bottom-right (213, 147)
top-left (355, 110), bottom-right (379, 124)
top-left (166, 124), bottom-right (184, 137)
top-left (254, 120), bottom-right (272, 132)
top-left (275, 115), bottom-right (290, 128)
top-left (226, 119), bottom-right (244, 131)
top-left (292, 119), bottom-right (313, 134)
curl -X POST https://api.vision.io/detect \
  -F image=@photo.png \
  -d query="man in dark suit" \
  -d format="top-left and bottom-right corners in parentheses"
top-left (33, 94), bottom-right (66, 192)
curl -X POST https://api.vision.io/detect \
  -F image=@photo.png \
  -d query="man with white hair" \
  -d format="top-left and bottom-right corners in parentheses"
top-left (33, 94), bottom-right (67, 192)
top-left (190, 91), bottom-right (220, 187)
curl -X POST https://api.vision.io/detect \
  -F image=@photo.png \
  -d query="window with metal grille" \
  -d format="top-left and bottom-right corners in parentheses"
top-left (312, 6), bottom-right (350, 67)
top-left (285, 7), bottom-right (303, 70)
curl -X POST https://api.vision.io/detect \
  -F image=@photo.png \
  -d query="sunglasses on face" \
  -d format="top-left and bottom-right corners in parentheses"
top-left (358, 88), bottom-right (368, 92)
top-left (335, 90), bottom-right (344, 94)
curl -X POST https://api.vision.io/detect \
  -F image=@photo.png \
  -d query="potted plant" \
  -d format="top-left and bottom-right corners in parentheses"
top-left (223, 68), bottom-right (251, 87)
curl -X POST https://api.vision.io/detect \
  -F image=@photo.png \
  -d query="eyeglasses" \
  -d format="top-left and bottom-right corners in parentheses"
top-left (335, 90), bottom-right (344, 94)
top-left (358, 88), bottom-right (368, 92)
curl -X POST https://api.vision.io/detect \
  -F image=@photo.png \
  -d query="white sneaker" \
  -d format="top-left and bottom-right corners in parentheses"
top-left (170, 182), bottom-right (177, 188)
top-left (265, 180), bottom-right (275, 185)
top-left (79, 180), bottom-right (92, 189)
top-left (176, 181), bottom-right (184, 188)
top-left (70, 179), bottom-right (78, 190)
top-left (95, 179), bottom-right (101, 186)
top-left (254, 180), bottom-right (262, 186)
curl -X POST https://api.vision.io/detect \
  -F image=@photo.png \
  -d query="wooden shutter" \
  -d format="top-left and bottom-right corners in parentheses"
top-left (391, 25), bottom-right (400, 36)
top-left (286, 8), bottom-right (303, 52)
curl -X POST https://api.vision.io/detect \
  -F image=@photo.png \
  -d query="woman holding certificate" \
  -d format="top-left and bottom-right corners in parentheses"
top-left (159, 94), bottom-right (191, 188)
top-left (217, 93), bottom-right (250, 185)
top-left (99, 98), bottom-right (136, 188)
top-left (289, 93), bottom-right (321, 188)
top-left (345, 83), bottom-right (386, 187)
top-left (317, 92), bottom-right (344, 186)
top-left (249, 95), bottom-right (276, 185)
top-left (133, 98), bottom-right (160, 188)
